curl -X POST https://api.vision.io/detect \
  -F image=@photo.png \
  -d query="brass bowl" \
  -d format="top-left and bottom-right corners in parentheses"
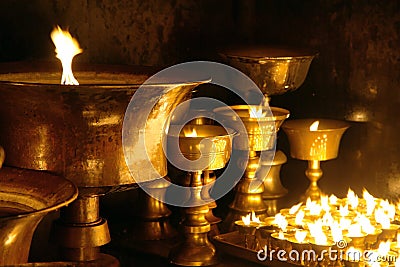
top-left (214, 105), bottom-right (290, 151)
top-left (167, 125), bottom-right (235, 171)
top-left (0, 61), bottom-right (207, 190)
top-left (0, 166), bottom-right (77, 265)
top-left (282, 118), bottom-right (349, 161)
top-left (220, 46), bottom-right (316, 96)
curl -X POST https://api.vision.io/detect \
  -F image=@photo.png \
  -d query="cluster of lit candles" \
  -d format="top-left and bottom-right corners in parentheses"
top-left (235, 188), bottom-right (400, 266)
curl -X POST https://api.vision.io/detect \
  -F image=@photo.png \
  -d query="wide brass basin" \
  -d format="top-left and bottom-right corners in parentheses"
top-left (0, 61), bottom-right (205, 190)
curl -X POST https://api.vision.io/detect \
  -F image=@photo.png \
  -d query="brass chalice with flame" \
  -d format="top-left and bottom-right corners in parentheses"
top-left (167, 124), bottom-right (235, 266)
top-left (215, 104), bottom-right (289, 231)
top-left (282, 119), bottom-right (349, 201)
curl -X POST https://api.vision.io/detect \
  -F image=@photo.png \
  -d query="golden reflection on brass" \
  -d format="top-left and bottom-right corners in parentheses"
top-left (129, 177), bottom-right (177, 241)
top-left (168, 125), bottom-right (234, 266)
top-left (215, 105), bottom-right (290, 231)
top-left (262, 150), bottom-right (288, 215)
top-left (282, 119), bottom-right (349, 201)
top-left (0, 166), bottom-right (77, 266)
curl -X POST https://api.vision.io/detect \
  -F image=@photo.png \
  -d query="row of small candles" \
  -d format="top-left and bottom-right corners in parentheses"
top-left (235, 188), bottom-right (400, 266)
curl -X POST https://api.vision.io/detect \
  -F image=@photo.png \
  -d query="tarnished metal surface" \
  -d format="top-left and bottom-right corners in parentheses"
top-left (220, 46), bottom-right (316, 96)
top-left (0, 166), bottom-right (77, 265)
top-left (0, 61), bottom-right (204, 189)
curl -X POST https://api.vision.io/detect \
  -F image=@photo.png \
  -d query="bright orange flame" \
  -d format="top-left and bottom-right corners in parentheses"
top-left (295, 230), bottom-right (307, 243)
top-left (308, 219), bottom-right (328, 245)
top-left (309, 120), bottom-right (320, 131)
top-left (295, 210), bottom-right (305, 226)
top-left (251, 211), bottom-right (261, 224)
top-left (183, 128), bottom-right (198, 137)
top-left (50, 26), bottom-right (82, 85)
top-left (347, 188), bottom-right (359, 209)
top-left (249, 106), bottom-right (265, 118)
top-left (363, 188), bottom-right (376, 216)
top-left (375, 207), bottom-right (391, 229)
top-left (241, 213), bottom-right (251, 226)
top-left (274, 213), bottom-right (288, 231)
top-left (329, 194), bottom-right (338, 205)
top-left (306, 198), bottom-right (322, 216)
top-left (348, 223), bottom-right (363, 237)
top-left (330, 221), bottom-right (343, 243)
top-left (289, 202), bottom-right (303, 215)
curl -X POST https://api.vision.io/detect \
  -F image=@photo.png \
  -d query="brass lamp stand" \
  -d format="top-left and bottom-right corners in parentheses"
top-left (167, 124), bottom-right (234, 266)
top-left (215, 105), bottom-right (289, 231)
top-left (282, 119), bottom-right (349, 201)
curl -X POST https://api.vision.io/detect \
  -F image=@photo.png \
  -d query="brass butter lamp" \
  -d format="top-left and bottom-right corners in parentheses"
top-left (167, 124), bottom-right (234, 266)
top-left (214, 105), bottom-right (289, 231)
top-left (282, 119), bottom-right (349, 201)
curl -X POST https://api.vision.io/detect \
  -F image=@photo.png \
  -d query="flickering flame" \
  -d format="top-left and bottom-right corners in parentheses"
top-left (50, 26), bottom-right (82, 85)
top-left (357, 214), bottom-right (375, 234)
top-left (309, 120), bottom-right (320, 131)
top-left (321, 195), bottom-right (331, 212)
top-left (348, 223), bottom-right (363, 237)
top-left (241, 211), bottom-right (261, 226)
top-left (306, 198), bottom-right (322, 216)
top-left (278, 231), bottom-right (285, 240)
top-left (377, 241), bottom-right (391, 256)
top-left (329, 194), bottom-right (338, 205)
top-left (249, 105), bottom-right (265, 118)
top-left (308, 220), bottom-right (328, 245)
top-left (339, 216), bottom-right (352, 230)
top-left (379, 199), bottom-right (396, 220)
top-left (347, 188), bottom-right (359, 209)
top-left (339, 203), bottom-right (349, 217)
top-left (330, 221), bottom-right (343, 243)
top-left (363, 188), bottom-right (376, 216)
top-left (321, 211), bottom-right (334, 226)
top-left (242, 213), bottom-right (251, 226)
top-left (295, 230), bottom-right (307, 243)
top-left (375, 207), bottom-right (391, 229)
top-left (251, 211), bottom-right (261, 224)
top-left (183, 127), bottom-right (198, 137)
top-left (289, 202), bottom-right (303, 215)
top-left (295, 210), bottom-right (305, 226)
top-left (274, 213), bottom-right (288, 231)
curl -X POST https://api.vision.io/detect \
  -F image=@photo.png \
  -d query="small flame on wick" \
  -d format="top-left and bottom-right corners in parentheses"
top-left (249, 106), bottom-right (265, 118)
top-left (50, 25), bottom-right (82, 85)
top-left (183, 127), bottom-right (198, 137)
top-left (309, 120), bottom-right (320, 131)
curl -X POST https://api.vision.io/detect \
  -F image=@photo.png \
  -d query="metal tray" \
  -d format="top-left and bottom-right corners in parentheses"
top-left (213, 231), bottom-right (296, 267)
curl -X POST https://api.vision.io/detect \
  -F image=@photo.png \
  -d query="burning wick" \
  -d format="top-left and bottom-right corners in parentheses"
top-left (309, 120), bottom-right (320, 131)
top-left (50, 26), bottom-right (83, 85)
top-left (183, 127), bottom-right (198, 137)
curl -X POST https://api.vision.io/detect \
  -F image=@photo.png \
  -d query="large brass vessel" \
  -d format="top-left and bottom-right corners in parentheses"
top-left (0, 61), bottom-right (206, 263)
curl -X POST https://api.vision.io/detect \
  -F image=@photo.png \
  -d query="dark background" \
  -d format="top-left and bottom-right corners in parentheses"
top-left (1, 0), bottom-right (400, 264)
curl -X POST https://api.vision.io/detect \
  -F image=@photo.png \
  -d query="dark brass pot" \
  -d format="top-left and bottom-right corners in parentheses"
top-left (0, 61), bottom-right (205, 190)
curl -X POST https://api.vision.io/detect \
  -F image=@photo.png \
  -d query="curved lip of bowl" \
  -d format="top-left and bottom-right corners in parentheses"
top-left (0, 167), bottom-right (78, 220)
top-left (219, 45), bottom-right (318, 61)
top-left (214, 105), bottom-right (290, 122)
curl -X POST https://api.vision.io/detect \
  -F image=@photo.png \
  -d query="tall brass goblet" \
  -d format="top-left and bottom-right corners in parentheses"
top-left (167, 124), bottom-right (235, 266)
top-left (215, 105), bottom-right (289, 231)
top-left (282, 119), bottom-right (349, 201)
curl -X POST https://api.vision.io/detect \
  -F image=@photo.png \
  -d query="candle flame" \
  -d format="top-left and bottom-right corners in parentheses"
top-left (251, 211), bottom-right (261, 224)
top-left (289, 202), bottom-right (303, 215)
top-left (308, 219), bottom-right (328, 245)
top-left (183, 127), bottom-right (198, 137)
top-left (375, 207), bottom-right (391, 229)
top-left (330, 221), bottom-right (343, 243)
top-left (295, 230), bottom-right (307, 243)
top-left (356, 214), bottom-right (375, 234)
top-left (339, 203), bottom-right (349, 217)
top-left (241, 213), bottom-right (251, 226)
top-left (306, 198), bottom-right (322, 216)
top-left (347, 188), bottom-right (359, 210)
top-left (348, 223), bottom-right (363, 237)
top-left (295, 210), bottom-right (305, 226)
top-left (274, 213), bottom-right (288, 232)
top-left (249, 105), bottom-right (265, 118)
top-left (50, 26), bottom-right (82, 85)
top-left (309, 120), bottom-right (320, 131)
top-left (329, 194), bottom-right (338, 205)
top-left (363, 188), bottom-right (376, 216)
top-left (377, 241), bottom-right (391, 256)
